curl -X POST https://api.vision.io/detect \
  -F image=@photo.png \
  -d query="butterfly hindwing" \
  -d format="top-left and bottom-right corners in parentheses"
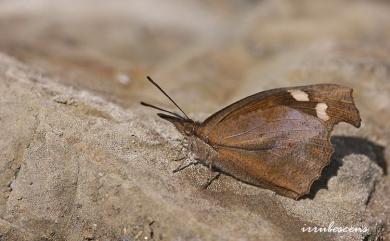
top-left (205, 105), bottom-right (334, 199)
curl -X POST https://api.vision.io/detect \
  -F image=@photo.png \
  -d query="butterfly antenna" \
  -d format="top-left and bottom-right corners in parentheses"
top-left (146, 76), bottom-right (190, 120)
top-left (140, 101), bottom-right (184, 119)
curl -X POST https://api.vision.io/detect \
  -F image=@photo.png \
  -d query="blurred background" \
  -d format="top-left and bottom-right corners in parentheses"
top-left (1, 0), bottom-right (389, 123)
top-left (0, 0), bottom-right (389, 163)
top-left (2, 0), bottom-right (390, 165)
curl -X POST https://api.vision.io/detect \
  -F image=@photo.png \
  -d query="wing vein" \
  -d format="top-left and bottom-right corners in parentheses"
top-left (217, 140), bottom-right (333, 153)
top-left (222, 118), bottom-right (304, 140)
top-left (313, 95), bottom-right (353, 104)
top-left (289, 105), bottom-right (351, 120)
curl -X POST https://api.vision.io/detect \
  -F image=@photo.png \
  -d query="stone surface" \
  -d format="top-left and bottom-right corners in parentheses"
top-left (0, 53), bottom-right (386, 241)
top-left (0, 0), bottom-right (389, 240)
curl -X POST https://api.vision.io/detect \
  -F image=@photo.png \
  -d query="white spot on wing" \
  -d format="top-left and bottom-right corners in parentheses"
top-left (288, 89), bottom-right (309, 101)
top-left (316, 103), bottom-right (330, 121)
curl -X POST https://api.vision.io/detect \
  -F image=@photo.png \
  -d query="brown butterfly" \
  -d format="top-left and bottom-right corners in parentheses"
top-left (141, 76), bottom-right (361, 199)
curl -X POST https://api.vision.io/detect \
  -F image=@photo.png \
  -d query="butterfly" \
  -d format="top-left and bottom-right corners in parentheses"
top-left (141, 76), bottom-right (361, 199)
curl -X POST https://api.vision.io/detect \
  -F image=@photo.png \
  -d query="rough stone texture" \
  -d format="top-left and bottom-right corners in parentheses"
top-left (0, 0), bottom-right (389, 241)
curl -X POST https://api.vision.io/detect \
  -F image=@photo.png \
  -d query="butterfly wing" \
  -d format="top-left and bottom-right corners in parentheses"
top-left (196, 84), bottom-right (361, 199)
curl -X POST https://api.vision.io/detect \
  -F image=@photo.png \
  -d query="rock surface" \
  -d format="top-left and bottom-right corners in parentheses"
top-left (0, 1), bottom-right (389, 241)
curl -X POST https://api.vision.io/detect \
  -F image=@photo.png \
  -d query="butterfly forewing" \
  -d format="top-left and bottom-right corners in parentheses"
top-left (198, 84), bottom-right (360, 135)
top-left (210, 106), bottom-right (323, 148)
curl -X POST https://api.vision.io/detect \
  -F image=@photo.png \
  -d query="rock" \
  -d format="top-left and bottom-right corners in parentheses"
top-left (0, 53), bottom-right (387, 241)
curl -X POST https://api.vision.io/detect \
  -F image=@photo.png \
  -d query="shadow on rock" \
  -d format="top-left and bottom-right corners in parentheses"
top-left (306, 136), bottom-right (386, 199)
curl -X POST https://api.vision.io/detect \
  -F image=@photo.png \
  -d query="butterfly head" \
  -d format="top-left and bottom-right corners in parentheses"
top-left (141, 76), bottom-right (199, 136)
top-left (157, 113), bottom-right (197, 137)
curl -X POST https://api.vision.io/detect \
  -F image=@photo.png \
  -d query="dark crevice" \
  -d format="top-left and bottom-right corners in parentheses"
top-left (365, 179), bottom-right (378, 206)
top-left (307, 136), bottom-right (386, 199)
top-left (331, 136), bottom-right (387, 174)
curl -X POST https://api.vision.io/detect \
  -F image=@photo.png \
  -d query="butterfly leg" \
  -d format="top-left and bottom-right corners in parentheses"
top-left (201, 172), bottom-right (221, 189)
top-left (171, 139), bottom-right (191, 172)
top-left (173, 145), bottom-right (188, 161)
top-left (208, 160), bottom-right (214, 171)
top-left (203, 151), bottom-right (214, 171)
top-left (173, 156), bottom-right (186, 162)
top-left (172, 160), bottom-right (200, 173)
top-left (172, 138), bottom-right (189, 160)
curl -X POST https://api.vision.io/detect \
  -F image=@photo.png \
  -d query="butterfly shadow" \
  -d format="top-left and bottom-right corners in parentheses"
top-left (305, 136), bottom-right (387, 199)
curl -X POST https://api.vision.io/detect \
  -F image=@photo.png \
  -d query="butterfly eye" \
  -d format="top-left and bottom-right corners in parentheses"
top-left (184, 126), bottom-right (194, 135)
